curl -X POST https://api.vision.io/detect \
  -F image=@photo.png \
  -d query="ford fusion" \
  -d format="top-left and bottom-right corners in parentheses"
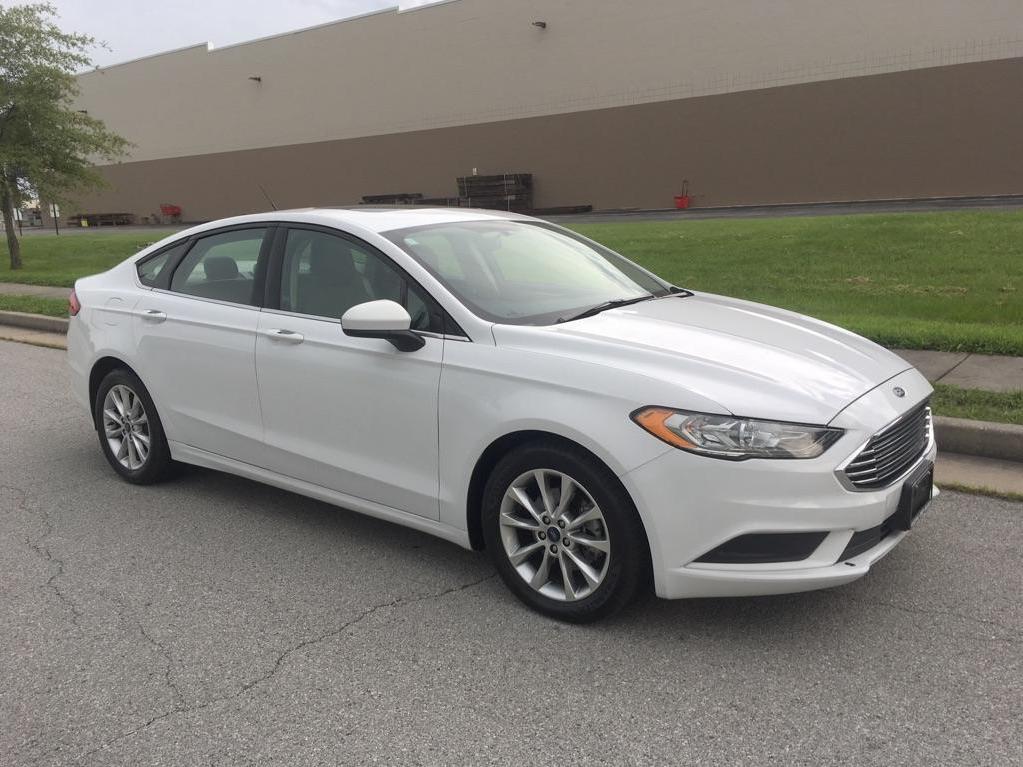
top-left (67, 208), bottom-right (936, 622)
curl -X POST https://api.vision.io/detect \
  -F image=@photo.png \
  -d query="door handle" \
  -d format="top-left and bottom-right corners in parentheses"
top-left (263, 328), bottom-right (304, 344)
top-left (140, 309), bottom-right (167, 323)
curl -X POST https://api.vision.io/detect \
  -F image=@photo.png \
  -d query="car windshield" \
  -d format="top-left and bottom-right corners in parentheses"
top-left (383, 220), bottom-right (672, 325)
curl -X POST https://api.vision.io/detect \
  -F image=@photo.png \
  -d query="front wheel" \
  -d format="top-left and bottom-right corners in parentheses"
top-left (94, 368), bottom-right (175, 484)
top-left (481, 442), bottom-right (650, 622)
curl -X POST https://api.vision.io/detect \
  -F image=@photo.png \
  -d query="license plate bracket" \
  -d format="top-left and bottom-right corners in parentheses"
top-left (893, 461), bottom-right (934, 531)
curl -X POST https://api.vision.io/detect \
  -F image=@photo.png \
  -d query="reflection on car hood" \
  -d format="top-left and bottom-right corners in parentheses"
top-left (494, 292), bottom-right (912, 424)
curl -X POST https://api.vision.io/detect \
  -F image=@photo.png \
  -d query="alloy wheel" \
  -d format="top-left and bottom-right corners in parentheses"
top-left (498, 469), bottom-right (611, 601)
top-left (102, 384), bottom-right (151, 471)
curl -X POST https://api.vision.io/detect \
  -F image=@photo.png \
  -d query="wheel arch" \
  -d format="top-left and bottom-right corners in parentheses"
top-left (465, 429), bottom-right (649, 553)
top-left (88, 356), bottom-right (145, 426)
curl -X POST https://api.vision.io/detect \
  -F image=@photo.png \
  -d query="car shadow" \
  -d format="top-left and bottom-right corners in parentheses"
top-left (68, 445), bottom-right (929, 642)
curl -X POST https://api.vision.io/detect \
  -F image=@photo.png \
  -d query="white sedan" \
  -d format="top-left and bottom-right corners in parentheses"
top-left (67, 208), bottom-right (936, 622)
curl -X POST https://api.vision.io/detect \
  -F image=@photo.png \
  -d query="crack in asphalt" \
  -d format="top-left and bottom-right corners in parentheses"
top-left (4, 483), bottom-right (83, 627)
top-left (131, 610), bottom-right (188, 710)
top-left (238, 572), bottom-right (496, 696)
top-left (74, 572), bottom-right (496, 765)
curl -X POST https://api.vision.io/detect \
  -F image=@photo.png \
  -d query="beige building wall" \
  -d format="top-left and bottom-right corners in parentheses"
top-left (70, 0), bottom-right (1023, 219)
top-left (75, 56), bottom-right (1023, 218)
top-left (76, 0), bottom-right (1023, 162)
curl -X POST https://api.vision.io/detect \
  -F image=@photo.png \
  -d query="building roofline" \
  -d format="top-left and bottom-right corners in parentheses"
top-left (80, 1), bottom-right (463, 73)
top-left (81, 43), bottom-right (209, 75)
top-left (213, 5), bottom-right (401, 54)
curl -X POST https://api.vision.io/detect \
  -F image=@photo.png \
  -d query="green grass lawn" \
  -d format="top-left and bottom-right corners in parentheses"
top-left (0, 295), bottom-right (69, 317)
top-left (2, 211), bottom-right (1022, 354)
top-left (570, 211), bottom-right (1023, 355)
top-left (930, 384), bottom-right (1023, 425)
top-left (0, 231), bottom-right (176, 288)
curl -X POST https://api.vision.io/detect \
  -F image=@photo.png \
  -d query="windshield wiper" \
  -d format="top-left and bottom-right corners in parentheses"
top-left (557, 295), bottom-right (657, 324)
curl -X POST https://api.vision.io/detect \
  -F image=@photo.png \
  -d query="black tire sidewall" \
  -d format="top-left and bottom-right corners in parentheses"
top-left (93, 369), bottom-right (173, 484)
top-left (481, 441), bottom-right (649, 623)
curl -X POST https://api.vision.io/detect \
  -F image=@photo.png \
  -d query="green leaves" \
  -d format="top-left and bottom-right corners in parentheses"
top-left (1, 3), bottom-right (130, 199)
top-left (1, 3), bottom-right (130, 266)
top-left (0, 2), bottom-right (90, 68)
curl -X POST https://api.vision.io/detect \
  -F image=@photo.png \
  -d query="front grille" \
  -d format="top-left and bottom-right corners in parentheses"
top-left (842, 403), bottom-right (932, 490)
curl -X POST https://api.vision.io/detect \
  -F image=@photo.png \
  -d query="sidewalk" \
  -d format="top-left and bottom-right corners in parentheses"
top-left (893, 349), bottom-right (1023, 393)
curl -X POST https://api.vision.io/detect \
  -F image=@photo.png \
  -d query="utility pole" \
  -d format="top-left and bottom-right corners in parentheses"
top-left (50, 202), bottom-right (60, 236)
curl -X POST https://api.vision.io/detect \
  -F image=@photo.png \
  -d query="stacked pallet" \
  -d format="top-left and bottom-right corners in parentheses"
top-left (456, 174), bottom-right (533, 211)
top-left (68, 212), bottom-right (135, 227)
top-left (361, 193), bottom-right (423, 205)
top-left (417, 197), bottom-right (469, 207)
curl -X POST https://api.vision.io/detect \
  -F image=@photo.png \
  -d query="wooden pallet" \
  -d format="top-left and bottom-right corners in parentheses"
top-left (68, 213), bottom-right (135, 226)
top-left (361, 193), bottom-right (423, 205)
top-left (417, 197), bottom-right (469, 207)
top-left (457, 173), bottom-right (534, 211)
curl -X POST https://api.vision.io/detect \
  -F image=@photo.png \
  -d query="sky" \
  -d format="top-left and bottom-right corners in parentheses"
top-left (15, 1), bottom-right (441, 67)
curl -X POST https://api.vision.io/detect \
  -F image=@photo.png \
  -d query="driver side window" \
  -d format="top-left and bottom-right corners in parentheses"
top-left (279, 229), bottom-right (443, 333)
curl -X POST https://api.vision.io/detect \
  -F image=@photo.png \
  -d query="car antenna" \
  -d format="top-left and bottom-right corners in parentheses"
top-left (258, 183), bottom-right (278, 211)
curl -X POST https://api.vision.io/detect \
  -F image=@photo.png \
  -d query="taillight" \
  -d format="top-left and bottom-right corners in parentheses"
top-left (68, 288), bottom-right (81, 316)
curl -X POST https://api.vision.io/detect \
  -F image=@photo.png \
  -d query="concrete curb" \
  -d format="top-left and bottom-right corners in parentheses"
top-left (0, 310), bottom-right (69, 334)
top-left (933, 417), bottom-right (1023, 464)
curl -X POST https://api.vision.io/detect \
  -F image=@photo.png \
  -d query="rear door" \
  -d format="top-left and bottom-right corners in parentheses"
top-left (133, 226), bottom-right (273, 464)
top-left (254, 225), bottom-right (448, 518)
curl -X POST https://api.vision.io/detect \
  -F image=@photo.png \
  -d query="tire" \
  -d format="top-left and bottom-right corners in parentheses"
top-left (93, 368), bottom-right (175, 485)
top-left (481, 440), bottom-right (650, 623)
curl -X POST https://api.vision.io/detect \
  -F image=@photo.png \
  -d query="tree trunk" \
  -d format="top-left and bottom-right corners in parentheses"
top-left (0, 180), bottom-right (22, 270)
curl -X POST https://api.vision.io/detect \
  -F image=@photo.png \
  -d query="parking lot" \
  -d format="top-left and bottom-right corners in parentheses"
top-left (1, 339), bottom-right (1020, 766)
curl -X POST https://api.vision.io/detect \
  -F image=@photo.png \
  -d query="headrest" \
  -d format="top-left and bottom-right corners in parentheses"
top-left (204, 256), bottom-right (240, 281)
top-left (309, 238), bottom-right (356, 278)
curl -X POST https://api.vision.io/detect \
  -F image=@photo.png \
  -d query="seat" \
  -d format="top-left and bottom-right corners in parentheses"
top-left (186, 255), bottom-right (254, 303)
top-left (363, 250), bottom-right (403, 303)
top-left (298, 239), bottom-right (372, 319)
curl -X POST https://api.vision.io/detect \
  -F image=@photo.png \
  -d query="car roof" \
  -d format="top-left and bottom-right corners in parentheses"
top-left (178, 206), bottom-right (534, 237)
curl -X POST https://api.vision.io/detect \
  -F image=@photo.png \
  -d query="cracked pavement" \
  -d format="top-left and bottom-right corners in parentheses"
top-left (1, 340), bottom-right (1021, 766)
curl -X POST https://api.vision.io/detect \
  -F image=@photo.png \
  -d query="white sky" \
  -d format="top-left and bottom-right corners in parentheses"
top-left (16, 1), bottom-right (440, 67)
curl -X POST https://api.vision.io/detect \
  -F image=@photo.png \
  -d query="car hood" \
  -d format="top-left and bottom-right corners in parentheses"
top-left (492, 292), bottom-right (913, 425)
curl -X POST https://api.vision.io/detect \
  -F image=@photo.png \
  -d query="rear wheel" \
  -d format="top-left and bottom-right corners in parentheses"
top-left (482, 441), bottom-right (649, 622)
top-left (94, 369), bottom-right (175, 484)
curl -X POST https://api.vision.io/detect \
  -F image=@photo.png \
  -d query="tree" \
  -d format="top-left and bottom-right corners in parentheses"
top-left (0, 3), bottom-right (129, 269)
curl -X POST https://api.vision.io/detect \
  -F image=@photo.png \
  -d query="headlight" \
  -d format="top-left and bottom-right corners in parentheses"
top-left (631, 407), bottom-right (844, 460)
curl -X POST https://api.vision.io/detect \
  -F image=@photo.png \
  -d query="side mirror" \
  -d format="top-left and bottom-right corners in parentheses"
top-left (341, 300), bottom-right (425, 352)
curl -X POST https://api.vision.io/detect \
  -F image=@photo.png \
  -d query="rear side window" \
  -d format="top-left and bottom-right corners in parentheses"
top-left (170, 228), bottom-right (268, 306)
top-left (137, 242), bottom-right (187, 287)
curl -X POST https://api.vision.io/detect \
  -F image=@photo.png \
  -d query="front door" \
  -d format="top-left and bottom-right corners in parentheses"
top-left (254, 226), bottom-right (446, 518)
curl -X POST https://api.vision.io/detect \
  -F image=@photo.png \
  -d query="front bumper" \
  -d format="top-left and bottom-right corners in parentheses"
top-left (621, 368), bottom-right (937, 599)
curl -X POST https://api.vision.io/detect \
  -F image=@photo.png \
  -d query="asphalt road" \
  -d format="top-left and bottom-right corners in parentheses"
top-left (1, 339), bottom-right (1020, 766)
